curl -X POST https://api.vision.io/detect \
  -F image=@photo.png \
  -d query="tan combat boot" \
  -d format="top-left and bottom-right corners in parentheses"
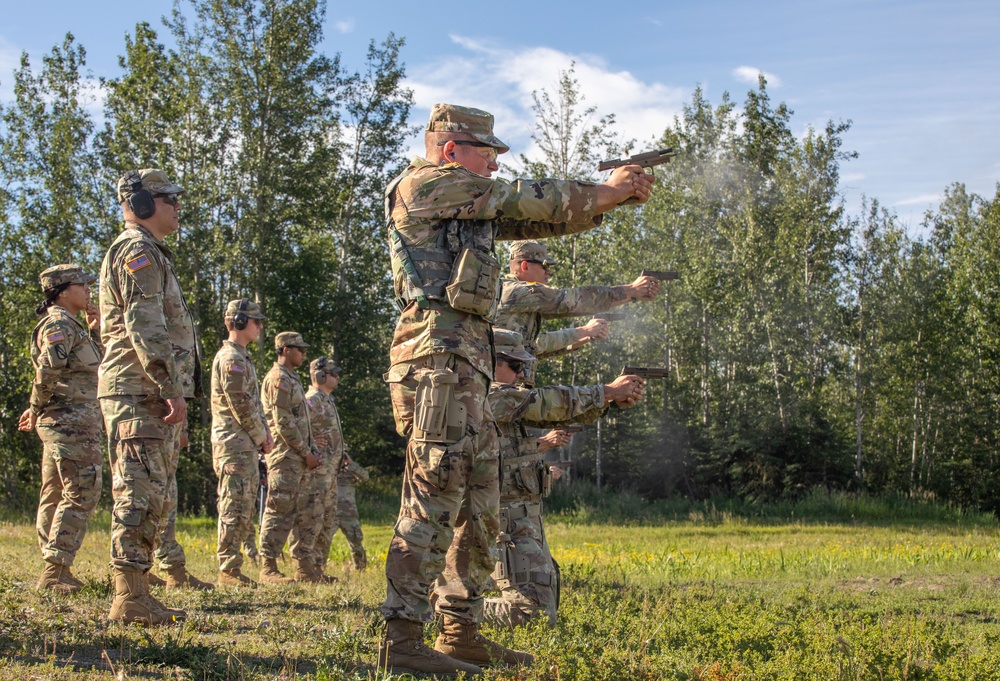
top-left (293, 557), bottom-right (320, 583)
top-left (352, 551), bottom-right (367, 571)
top-left (434, 617), bottom-right (534, 668)
top-left (259, 556), bottom-right (294, 584)
top-left (108, 570), bottom-right (185, 626)
top-left (36, 561), bottom-right (80, 594)
top-left (218, 568), bottom-right (258, 587)
top-left (146, 571), bottom-right (167, 587)
top-left (141, 571), bottom-right (188, 619)
top-left (378, 618), bottom-right (482, 677)
top-left (165, 565), bottom-right (215, 591)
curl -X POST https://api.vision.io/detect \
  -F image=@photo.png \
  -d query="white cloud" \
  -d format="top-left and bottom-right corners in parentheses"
top-left (405, 36), bottom-right (687, 169)
top-left (894, 192), bottom-right (942, 207)
top-left (0, 36), bottom-right (23, 102)
top-left (733, 65), bottom-right (782, 88)
top-left (334, 19), bottom-right (355, 34)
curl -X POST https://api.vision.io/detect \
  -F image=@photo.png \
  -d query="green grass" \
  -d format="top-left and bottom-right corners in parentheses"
top-left (2, 487), bottom-right (1000, 679)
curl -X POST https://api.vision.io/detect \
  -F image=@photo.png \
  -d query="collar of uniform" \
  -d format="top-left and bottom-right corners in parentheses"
top-left (125, 221), bottom-right (174, 259)
top-left (222, 339), bottom-right (251, 357)
top-left (50, 305), bottom-right (86, 330)
top-left (276, 363), bottom-right (302, 383)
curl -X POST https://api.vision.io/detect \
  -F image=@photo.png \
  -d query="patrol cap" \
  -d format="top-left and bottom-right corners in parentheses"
top-left (275, 331), bottom-right (309, 350)
top-left (311, 356), bottom-right (341, 376)
top-left (225, 298), bottom-right (267, 320)
top-left (427, 103), bottom-right (510, 154)
top-left (493, 329), bottom-right (535, 362)
top-left (39, 264), bottom-right (97, 291)
top-left (116, 169), bottom-right (187, 203)
top-left (509, 240), bottom-right (556, 266)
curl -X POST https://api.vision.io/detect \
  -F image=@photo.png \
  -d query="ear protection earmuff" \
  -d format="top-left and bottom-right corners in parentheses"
top-left (127, 173), bottom-right (156, 220)
top-left (233, 298), bottom-right (251, 330)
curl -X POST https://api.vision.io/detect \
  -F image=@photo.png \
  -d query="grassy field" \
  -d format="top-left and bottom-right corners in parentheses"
top-left (2, 486), bottom-right (1000, 680)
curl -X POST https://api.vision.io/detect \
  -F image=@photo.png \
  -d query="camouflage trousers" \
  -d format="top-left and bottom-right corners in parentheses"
top-left (152, 435), bottom-right (187, 571)
top-left (35, 421), bottom-right (103, 567)
top-left (309, 457), bottom-right (340, 569)
top-left (484, 498), bottom-right (558, 628)
top-left (383, 353), bottom-right (500, 624)
top-left (259, 454), bottom-right (315, 562)
top-left (101, 396), bottom-right (181, 572)
top-left (213, 446), bottom-right (259, 571)
top-left (333, 482), bottom-right (366, 570)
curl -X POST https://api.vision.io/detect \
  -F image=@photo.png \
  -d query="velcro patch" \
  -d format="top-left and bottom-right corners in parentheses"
top-left (228, 364), bottom-right (245, 374)
top-left (126, 254), bottom-right (152, 272)
top-left (277, 380), bottom-right (290, 392)
top-left (46, 331), bottom-right (65, 344)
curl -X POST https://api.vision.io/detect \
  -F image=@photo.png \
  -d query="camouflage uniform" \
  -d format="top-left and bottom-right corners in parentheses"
top-left (484, 340), bottom-right (608, 628)
top-left (210, 303), bottom-right (269, 572)
top-left (259, 336), bottom-right (319, 565)
top-left (30, 266), bottom-right (104, 570)
top-left (303, 357), bottom-right (345, 572)
top-left (382, 118), bottom-right (605, 625)
top-left (99, 176), bottom-right (202, 575)
top-left (496, 240), bottom-right (629, 385)
top-left (334, 454), bottom-right (369, 570)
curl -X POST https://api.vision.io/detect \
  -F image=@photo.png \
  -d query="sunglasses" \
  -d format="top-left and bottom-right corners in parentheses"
top-left (524, 259), bottom-right (552, 273)
top-left (154, 193), bottom-right (180, 206)
top-left (438, 140), bottom-right (499, 163)
top-left (502, 358), bottom-right (525, 373)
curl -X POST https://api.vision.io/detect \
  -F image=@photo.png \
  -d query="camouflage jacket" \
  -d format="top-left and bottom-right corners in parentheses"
top-left (386, 157), bottom-right (603, 379)
top-left (495, 273), bottom-right (628, 367)
top-left (305, 388), bottom-right (344, 473)
top-left (210, 340), bottom-right (268, 452)
top-left (261, 362), bottom-right (315, 464)
top-left (337, 454), bottom-right (369, 487)
top-left (29, 306), bottom-right (104, 426)
top-left (98, 222), bottom-right (202, 400)
top-left (489, 382), bottom-right (606, 501)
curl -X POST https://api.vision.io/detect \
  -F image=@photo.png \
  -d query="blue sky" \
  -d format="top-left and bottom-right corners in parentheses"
top-left (2, 0), bottom-right (997, 228)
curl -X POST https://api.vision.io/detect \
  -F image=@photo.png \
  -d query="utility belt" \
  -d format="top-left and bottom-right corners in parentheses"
top-left (500, 450), bottom-right (552, 499)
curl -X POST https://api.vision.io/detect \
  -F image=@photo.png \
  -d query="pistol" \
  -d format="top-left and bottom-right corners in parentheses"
top-left (640, 269), bottom-right (679, 281)
top-left (621, 366), bottom-right (670, 379)
top-left (592, 311), bottom-right (628, 322)
top-left (598, 148), bottom-right (677, 172)
top-left (559, 425), bottom-right (585, 433)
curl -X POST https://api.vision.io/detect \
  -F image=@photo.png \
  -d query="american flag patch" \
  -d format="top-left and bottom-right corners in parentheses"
top-left (277, 380), bottom-right (290, 392)
top-left (228, 364), bottom-right (245, 374)
top-left (126, 254), bottom-right (151, 272)
top-left (306, 398), bottom-right (313, 408)
top-left (46, 331), bottom-right (65, 343)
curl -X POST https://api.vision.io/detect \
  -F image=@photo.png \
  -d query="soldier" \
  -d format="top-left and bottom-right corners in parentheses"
top-left (484, 330), bottom-right (644, 628)
top-left (100, 169), bottom-right (202, 624)
top-left (210, 298), bottom-right (273, 586)
top-left (379, 102), bottom-right (654, 676)
top-left (18, 264), bottom-right (104, 594)
top-left (258, 332), bottom-right (321, 584)
top-left (495, 239), bottom-right (661, 386)
top-left (333, 452), bottom-right (369, 571)
top-left (303, 356), bottom-right (346, 582)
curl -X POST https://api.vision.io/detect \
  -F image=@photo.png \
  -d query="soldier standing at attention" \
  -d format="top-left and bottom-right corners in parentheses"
top-left (210, 298), bottom-right (273, 586)
top-left (484, 330), bottom-right (644, 628)
top-left (258, 332), bottom-right (320, 584)
top-left (19, 265), bottom-right (104, 594)
top-left (100, 169), bottom-right (202, 624)
top-left (495, 239), bottom-right (661, 386)
top-left (303, 356), bottom-right (345, 582)
top-left (379, 102), bottom-right (654, 676)
top-left (333, 452), bottom-right (369, 571)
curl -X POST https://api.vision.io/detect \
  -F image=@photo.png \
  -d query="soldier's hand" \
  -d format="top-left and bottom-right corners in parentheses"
top-left (305, 450), bottom-right (321, 470)
top-left (538, 429), bottom-right (573, 451)
top-left (85, 302), bottom-right (100, 330)
top-left (626, 275), bottom-right (661, 301)
top-left (164, 397), bottom-right (187, 425)
top-left (601, 164), bottom-right (655, 207)
top-left (579, 318), bottom-right (610, 341)
top-left (18, 408), bottom-right (37, 432)
top-left (605, 375), bottom-right (645, 407)
top-left (261, 434), bottom-right (274, 454)
top-left (550, 465), bottom-right (565, 481)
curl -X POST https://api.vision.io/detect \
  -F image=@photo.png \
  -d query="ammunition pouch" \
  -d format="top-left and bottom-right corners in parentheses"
top-left (413, 368), bottom-right (467, 444)
top-left (492, 503), bottom-right (550, 590)
top-left (445, 247), bottom-right (501, 321)
top-left (501, 450), bottom-right (548, 499)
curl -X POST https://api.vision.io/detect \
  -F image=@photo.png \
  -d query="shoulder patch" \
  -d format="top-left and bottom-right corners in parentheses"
top-left (46, 331), bottom-right (65, 344)
top-left (277, 380), bottom-right (290, 392)
top-left (126, 253), bottom-right (152, 273)
top-left (228, 364), bottom-right (245, 374)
